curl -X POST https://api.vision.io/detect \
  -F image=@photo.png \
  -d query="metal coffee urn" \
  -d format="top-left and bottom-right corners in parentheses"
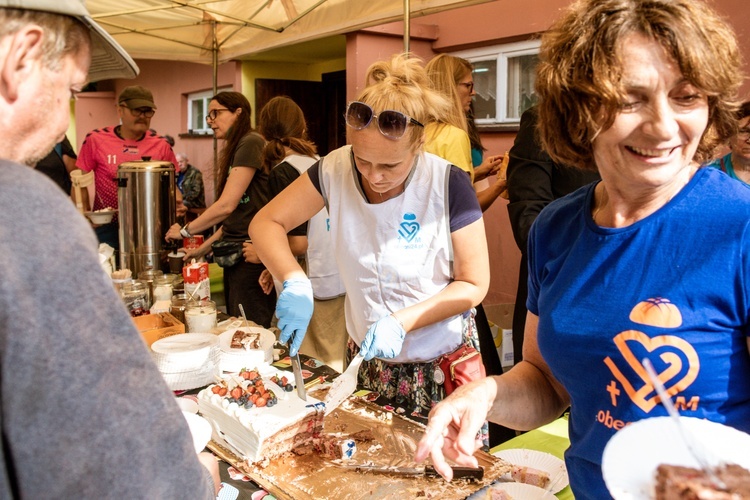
top-left (117, 158), bottom-right (176, 275)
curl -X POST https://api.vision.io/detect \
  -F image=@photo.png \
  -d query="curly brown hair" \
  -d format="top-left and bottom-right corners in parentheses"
top-left (535, 0), bottom-right (744, 171)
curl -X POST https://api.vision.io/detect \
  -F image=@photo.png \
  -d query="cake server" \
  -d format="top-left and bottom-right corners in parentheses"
top-left (291, 353), bottom-right (306, 401)
top-left (324, 353), bottom-right (364, 416)
top-left (643, 358), bottom-right (726, 490)
top-left (341, 463), bottom-right (484, 481)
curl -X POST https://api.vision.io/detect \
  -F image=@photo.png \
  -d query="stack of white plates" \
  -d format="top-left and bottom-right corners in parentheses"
top-left (218, 326), bottom-right (276, 373)
top-left (151, 333), bottom-right (220, 391)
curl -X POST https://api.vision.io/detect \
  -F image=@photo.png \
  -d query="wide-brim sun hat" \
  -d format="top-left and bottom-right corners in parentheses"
top-left (0, 0), bottom-right (139, 82)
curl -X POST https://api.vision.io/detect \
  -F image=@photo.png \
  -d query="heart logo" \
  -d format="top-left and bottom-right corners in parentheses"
top-left (398, 221), bottom-right (420, 242)
top-left (603, 330), bottom-right (700, 412)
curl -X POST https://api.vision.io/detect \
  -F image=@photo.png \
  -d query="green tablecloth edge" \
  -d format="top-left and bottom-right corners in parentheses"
top-left (490, 416), bottom-right (574, 499)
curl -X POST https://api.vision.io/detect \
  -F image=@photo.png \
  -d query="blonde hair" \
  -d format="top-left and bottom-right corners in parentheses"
top-left (356, 53), bottom-right (452, 150)
top-left (425, 54), bottom-right (471, 132)
top-left (536, 0), bottom-right (744, 170)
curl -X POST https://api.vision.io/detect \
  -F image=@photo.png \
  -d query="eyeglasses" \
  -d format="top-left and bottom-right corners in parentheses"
top-left (345, 101), bottom-right (424, 139)
top-left (120, 106), bottom-right (155, 118)
top-left (738, 128), bottom-right (750, 139)
top-left (206, 108), bottom-right (230, 122)
top-left (458, 81), bottom-right (475, 92)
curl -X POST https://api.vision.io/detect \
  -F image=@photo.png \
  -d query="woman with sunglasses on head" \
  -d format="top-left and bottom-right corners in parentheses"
top-left (166, 91), bottom-right (275, 326)
top-left (250, 54), bottom-right (490, 423)
top-left (417, 0), bottom-right (750, 496)
top-left (424, 54), bottom-right (507, 212)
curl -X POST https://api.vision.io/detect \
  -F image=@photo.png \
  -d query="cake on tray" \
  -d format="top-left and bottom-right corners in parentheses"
top-left (655, 463), bottom-right (750, 499)
top-left (197, 368), bottom-right (324, 466)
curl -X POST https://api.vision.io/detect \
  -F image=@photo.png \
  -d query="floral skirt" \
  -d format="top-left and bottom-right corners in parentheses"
top-left (346, 310), bottom-right (489, 447)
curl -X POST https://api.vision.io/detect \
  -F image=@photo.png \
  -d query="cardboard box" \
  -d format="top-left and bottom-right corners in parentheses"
top-left (133, 312), bottom-right (185, 347)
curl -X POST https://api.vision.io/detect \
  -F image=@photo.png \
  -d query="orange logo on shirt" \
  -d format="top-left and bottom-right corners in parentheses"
top-left (603, 298), bottom-right (700, 413)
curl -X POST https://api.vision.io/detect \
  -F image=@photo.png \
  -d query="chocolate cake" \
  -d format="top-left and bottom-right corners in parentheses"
top-left (230, 329), bottom-right (261, 350)
top-left (655, 463), bottom-right (750, 499)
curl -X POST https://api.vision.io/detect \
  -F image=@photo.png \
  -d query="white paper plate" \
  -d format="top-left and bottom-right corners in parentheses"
top-left (602, 416), bottom-right (750, 499)
top-left (183, 411), bottom-right (212, 453)
top-left (486, 482), bottom-right (557, 499)
top-left (151, 333), bottom-right (219, 373)
top-left (493, 449), bottom-right (569, 494)
top-left (176, 397), bottom-right (198, 414)
top-left (218, 327), bottom-right (275, 354)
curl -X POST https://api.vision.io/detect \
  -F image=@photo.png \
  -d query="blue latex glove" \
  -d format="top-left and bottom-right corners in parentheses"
top-left (359, 315), bottom-right (406, 361)
top-left (275, 278), bottom-right (313, 356)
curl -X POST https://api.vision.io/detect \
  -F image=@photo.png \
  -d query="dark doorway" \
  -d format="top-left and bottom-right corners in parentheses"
top-left (255, 70), bottom-right (346, 157)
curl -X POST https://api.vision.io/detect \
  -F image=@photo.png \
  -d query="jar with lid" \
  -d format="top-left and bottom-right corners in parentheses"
top-left (170, 293), bottom-right (188, 324)
top-left (152, 275), bottom-right (174, 303)
top-left (184, 299), bottom-right (217, 332)
top-left (120, 281), bottom-right (149, 316)
top-left (137, 268), bottom-right (163, 305)
top-left (165, 273), bottom-right (184, 294)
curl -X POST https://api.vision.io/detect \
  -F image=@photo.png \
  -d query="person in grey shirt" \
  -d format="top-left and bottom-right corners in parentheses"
top-left (0, 1), bottom-right (218, 497)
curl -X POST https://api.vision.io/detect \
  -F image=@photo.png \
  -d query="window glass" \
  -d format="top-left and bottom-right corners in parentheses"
top-left (186, 88), bottom-right (231, 134)
top-left (455, 40), bottom-right (541, 125)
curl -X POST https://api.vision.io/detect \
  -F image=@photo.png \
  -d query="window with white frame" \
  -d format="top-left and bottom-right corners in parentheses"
top-left (186, 88), bottom-right (231, 134)
top-left (455, 39), bottom-right (541, 125)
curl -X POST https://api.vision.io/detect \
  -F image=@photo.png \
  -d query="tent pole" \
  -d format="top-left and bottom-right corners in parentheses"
top-left (211, 20), bottom-right (219, 203)
top-left (403, 0), bottom-right (410, 53)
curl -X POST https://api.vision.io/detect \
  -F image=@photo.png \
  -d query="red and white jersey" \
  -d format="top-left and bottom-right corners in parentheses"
top-left (77, 127), bottom-right (177, 211)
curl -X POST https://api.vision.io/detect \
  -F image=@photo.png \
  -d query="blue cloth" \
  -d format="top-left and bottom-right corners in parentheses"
top-left (527, 167), bottom-right (750, 499)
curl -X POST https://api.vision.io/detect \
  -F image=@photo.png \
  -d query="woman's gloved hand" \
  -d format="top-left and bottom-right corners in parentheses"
top-left (275, 278), bottom-right (313, 356)
top-left (359, 315), bottom-right (406, 361)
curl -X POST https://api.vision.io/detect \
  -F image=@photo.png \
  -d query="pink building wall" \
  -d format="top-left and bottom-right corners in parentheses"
top-left (74, 59), bottom-right (242, 206)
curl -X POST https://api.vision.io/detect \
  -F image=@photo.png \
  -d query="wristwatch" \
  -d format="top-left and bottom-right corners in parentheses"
top-left (179, 223), bottom-right (192, 238)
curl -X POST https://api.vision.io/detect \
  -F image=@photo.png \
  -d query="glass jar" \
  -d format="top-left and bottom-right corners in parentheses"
top-left (184, 299), bottom-right (217, 333)
top-left (120, 281), bottom-right (149, 317)
top-left (164, 273), bottom-right (184, 293)
top-left (137, 268), bottom-right (163, 305)
top-left (152, 275), bottom-right (174, 303)
top-left (170, 293), bottom-right (188, 324)
top-left (111, 276), bottom-right (132, 294)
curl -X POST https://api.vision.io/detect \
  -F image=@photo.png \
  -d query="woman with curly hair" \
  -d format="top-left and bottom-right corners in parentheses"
top-left (418, 0), bottom-right (750, 496)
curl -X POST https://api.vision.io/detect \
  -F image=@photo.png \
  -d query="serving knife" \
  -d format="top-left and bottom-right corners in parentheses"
top-left (291, 353), bottom-right (306, 401)
top-left (324, 353), bottom-right (364, 415)
top-left (341, 463), bottom-right (484, 481)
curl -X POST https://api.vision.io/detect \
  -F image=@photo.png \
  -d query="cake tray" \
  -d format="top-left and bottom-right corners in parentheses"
top-left (206, 390), bottom-right (512, 500)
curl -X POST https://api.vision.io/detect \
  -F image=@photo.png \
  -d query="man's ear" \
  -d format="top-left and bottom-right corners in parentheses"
top-left (0, 26), bottom-right (44, 102)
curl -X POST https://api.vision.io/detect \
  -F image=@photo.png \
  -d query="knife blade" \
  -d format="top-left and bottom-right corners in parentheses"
top-left (291, 353), bottom-right (306, 401)
top-left (342, 463), bottom-right (484, 481)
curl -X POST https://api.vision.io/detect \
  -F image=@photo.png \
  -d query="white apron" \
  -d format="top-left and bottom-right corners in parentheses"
top-left (319, 146), bottom-right (463, 363)
top-left (284, 154), bottom-right (345, 300)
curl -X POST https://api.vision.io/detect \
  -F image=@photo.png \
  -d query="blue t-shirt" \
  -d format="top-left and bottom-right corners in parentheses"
top-left (527, 167), bottom-right (750, 498)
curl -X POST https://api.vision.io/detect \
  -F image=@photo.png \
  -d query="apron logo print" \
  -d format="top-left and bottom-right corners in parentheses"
top-left (604, 330), bottom-right (700, 412)
top-left (398, 213), bottom-right (420, 242)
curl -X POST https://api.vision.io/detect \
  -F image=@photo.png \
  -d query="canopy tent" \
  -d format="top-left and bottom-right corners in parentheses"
top-left (88, 0), bottom-right (491, 66)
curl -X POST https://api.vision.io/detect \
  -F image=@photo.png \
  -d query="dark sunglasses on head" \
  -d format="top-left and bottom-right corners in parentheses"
top-left (344, 101), bottom-right (424, 139)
